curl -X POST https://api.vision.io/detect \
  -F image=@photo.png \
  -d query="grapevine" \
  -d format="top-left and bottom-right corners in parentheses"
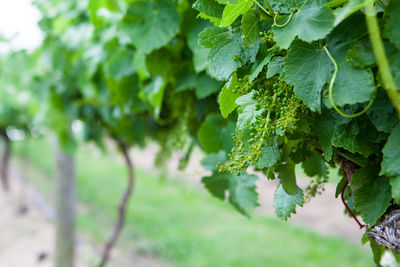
top-left (2, 0), bottom-right (400, 265)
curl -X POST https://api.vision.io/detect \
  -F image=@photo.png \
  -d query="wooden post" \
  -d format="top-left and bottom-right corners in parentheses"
top-left (55, 144), bottom-right (76, 267)
top-left (0, 129), bottom-right (11, 191)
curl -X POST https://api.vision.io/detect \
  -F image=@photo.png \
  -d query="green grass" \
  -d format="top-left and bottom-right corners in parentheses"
top-left (14, 137), bottom-right (373, 267)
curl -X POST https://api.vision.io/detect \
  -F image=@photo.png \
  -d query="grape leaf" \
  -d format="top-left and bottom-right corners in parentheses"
top-left (351, 166), bottom-right (392, 225)
top-left (301, 152), bottom-right (327, 179)
top-left (216, 0), bottom-right (238, 4)
top-left (273, 184), bottom-right (304, 220)
top-left (103, 49), bottom-right (135, 81)
top-left (266, 57), bottom-right (284, 79)
top-left (201, 150), bottom-right (227, 172)
top-left (139, 76), bottom-right (166, 118)
top-left (122, 0), bottom-right (180, 54)
top-left (254, 145), bottom-right (281, 169)
top-left (218, 72), bottom-right (240, 118)
top-left (198, 113), bottom-right (236, 153)
top-left (249, 50), bottom-right (274, 82)
top-left (272, 0), bottom-right (335, 49)
top-left (333, 0), bottom-right (364, 26)
top-left (390, 176), bottom-right (400, 204)
top-left (325, 15), bottom-right (374, 107)
top-left (332, 119), bottom-right (379, 158)
top-left (275, 160), bottom-right (297, 195)
top-left (284, 40), bottom-right (332, 112)
top-left (327, 44), bottom-right (375, 107)
top-left (188, 20), bottom-right (210, 72)
top-left (384, 0), bottom-right (400, 50)
top-left (235, 91), bottom-right (263, 130)
top-left (199, 26), bottom-right (232, 48)
top-left (207, 34), bottom-right (242, 80)
top-left (313, 112), bottom-right (337, 160)
top-left (202, 172), bottom-right (259, 215)
top-left (346, 40), bottom-right (375, 68)
top-left (241, 10), bottom-right (259, 48)
top-left (176, 73), bottom-right (222, 99)
top-left (193, 0), bottom-right (224, 18)
top-left (220, 0), bottom-right (253, 27)
top-left (202, 172), bottom-right (229, 199)
top-left (381, 124), bottom-right (400, 178)
top-left (367, 91), bottom-right (398, 133)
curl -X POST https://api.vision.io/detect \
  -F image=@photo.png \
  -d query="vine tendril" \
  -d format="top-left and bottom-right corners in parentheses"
top-left (324, 46), bottom-right (376, 118)
top-left (272, 11), bottom-right (294, 28)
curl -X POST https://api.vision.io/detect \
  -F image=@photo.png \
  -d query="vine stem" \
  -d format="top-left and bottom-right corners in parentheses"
top-left (263, 0), bottom-right (275, 16)
top-left (253, 0), bottom-right (271, 16)
top-left (324, 46), bottom-right (376, 118)
top-left (364, 0), bottom-right (400, 120)
top-left (341, 180), bottom-right (365, 229)
top-left (98, 141), bottom-right (135, 267)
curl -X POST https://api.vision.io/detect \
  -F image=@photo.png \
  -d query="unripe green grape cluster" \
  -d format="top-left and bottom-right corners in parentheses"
top-left (220, 71), bottom-right (303, 173)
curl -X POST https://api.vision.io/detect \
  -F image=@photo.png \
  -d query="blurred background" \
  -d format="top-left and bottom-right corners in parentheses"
top-left (0, 0), bottom-right (383, 267)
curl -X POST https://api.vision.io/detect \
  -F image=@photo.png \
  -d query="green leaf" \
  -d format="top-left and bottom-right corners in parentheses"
top-left (333, 0), bottom-right (364, 26)
top-left (88, 0), bottom-right (120, 27)
top-left (208, 37), bottom-right (242, 80)
top-left (284, 40), bottom-right (331, 112)
top-left (220, 0), bottom-right (253, 27)
top-left (351, 166), bottom-right (391, 225)
top-left (193, 0), bottom-right (224, 18)
top-left (332, 119), bottom-right (379, 158)
top-left (367, 90), bottom-right (398, 133)
top-left (324, 14), bottom-right (375, 107)
top-left (103, 49), bottom-right (135, 81)
top-left (198, 113), bottom-right (236, 153)
top-left (216, 0), bottom-right (238, 4)
top-left (229, 173), bottom-right (259, 214)
top-left (328, 46), bottom-right (375, 107)
top-left (201, 151), bottom-right (227, 172)
top-left (241, 11), bottom-right (259, 48)
top-left (301, 152), bottom-right (327, 179)
top-left (385, 41), bottom-right (400, 88)
top-left (369, 240), bottom-right (386, 266)
top-left (235, 91), bottom-right (263, 130)
top-left (202, 172), bottom-right (229, 199)
top-left (272, 0), bottom-right (335, 49)
top-left (275, 160), bottom-right (297, 195)
top-left (390, 176), bottom-right (400, 204)
top-left (218, 72), bottom-right (241, 118)
top-left (202, 172), bottom-right (259, 215)
top-left (384, 0), bottom-right (400, 50)
top-left (139, 76), bottom-right (166, 118)
top-left (188, 20), bottom-right (210, 72)
top-left (122, 0), bottom-right (180, 54)
top-left (249, 50), bottom-right (274, 82)
top-left (199, 26), bottom-right (232, 48)
top-left (254, 145), bottom-right (281, 169)
top-left (313, 112), bottom-right (337, 160)
top-left (266, 57), bottom-right (284, 79)
top-left (273, 184), bottom-right (304, 220)
top-left (381, 124), bottom-right (400, 178)
top-left (177, 73), bottom-right (222, 99)
top-left (346, 40), bottom-right (375, 68)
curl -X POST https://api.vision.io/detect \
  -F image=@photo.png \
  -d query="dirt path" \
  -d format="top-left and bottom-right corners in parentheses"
top-left (0, 165), bottom-right (94, 267)
top-left (0, 163), bottom-right (165, 267)
top-left (131, 144), bottom-right (365, 243)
